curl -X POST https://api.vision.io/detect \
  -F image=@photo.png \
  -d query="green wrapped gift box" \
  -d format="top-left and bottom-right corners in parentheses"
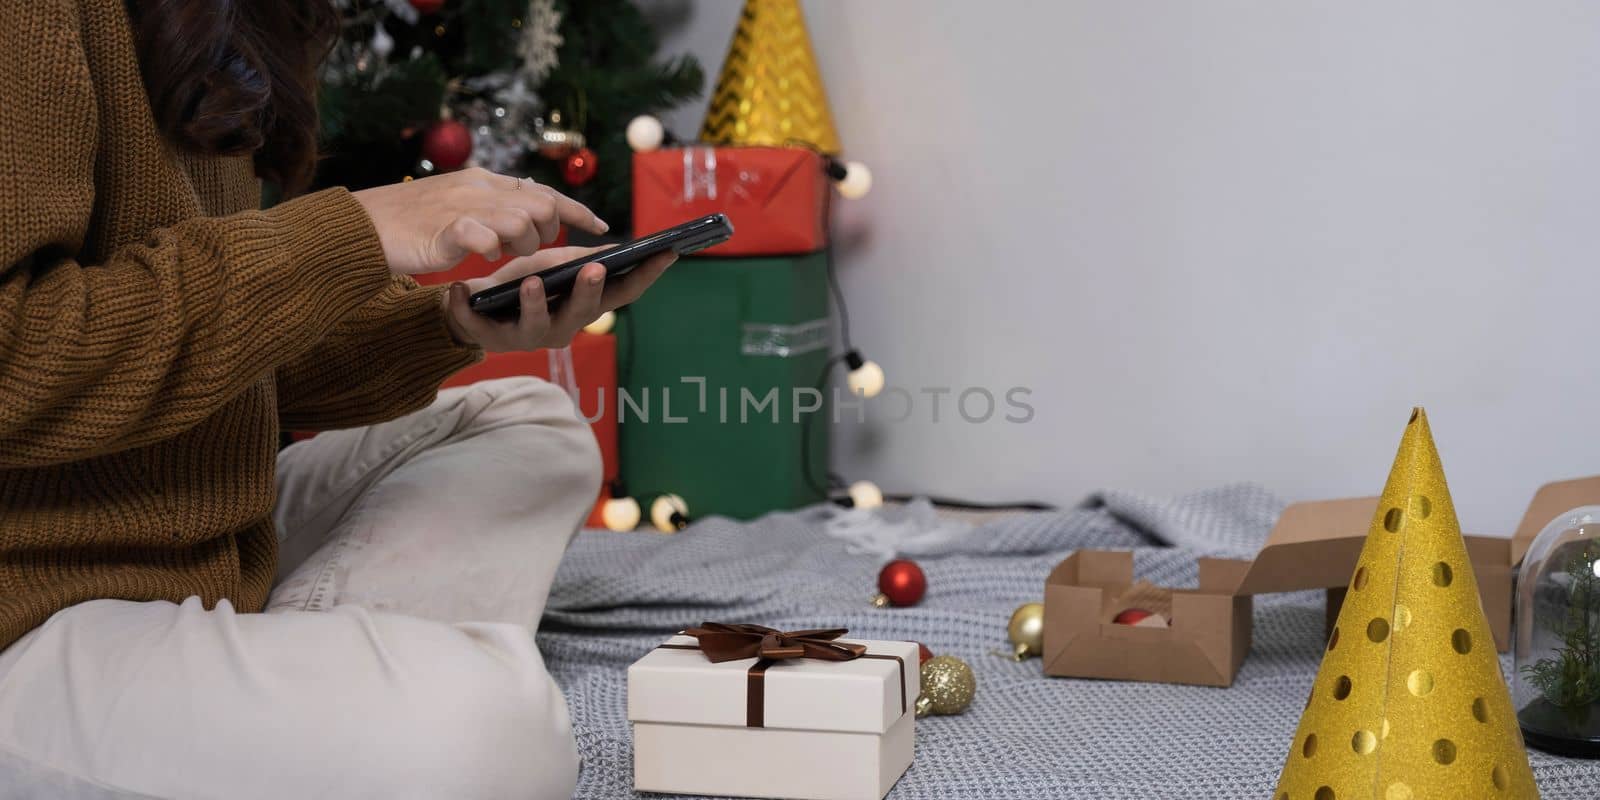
top-left (619, 253), bottom-right (831, 520)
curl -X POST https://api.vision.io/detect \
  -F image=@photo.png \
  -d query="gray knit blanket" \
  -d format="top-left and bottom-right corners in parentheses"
top-left (539, 485), bottom-right (1600, 799)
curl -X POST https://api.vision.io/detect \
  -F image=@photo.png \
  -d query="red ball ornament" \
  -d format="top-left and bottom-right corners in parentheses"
top-left (409, 0), bottom-right (446, 14)
top-left (420, 119), bottom-right (472, 172)
top-left (872, 559), bottom-right (926, 607)
top-left (917, 642), bottom-right (934, 665)
top-left (1112, 608), bottom-right (1168, 627)
top-left (562, 147), bottom-right (599, 186)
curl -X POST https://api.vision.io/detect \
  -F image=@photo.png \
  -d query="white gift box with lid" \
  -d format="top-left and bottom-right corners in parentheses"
top-left (627, 633), bottom-right (920, 800)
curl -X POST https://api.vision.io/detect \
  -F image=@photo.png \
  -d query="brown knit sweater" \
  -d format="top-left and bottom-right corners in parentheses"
top-left (0, 1), bottom-right (482, 651)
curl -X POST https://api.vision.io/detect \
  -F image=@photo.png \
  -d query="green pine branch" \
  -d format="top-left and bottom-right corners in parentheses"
top-left (314, 0), bottom-right (704, 220)
top-left (1521, 542), bottom-right (1600, 709)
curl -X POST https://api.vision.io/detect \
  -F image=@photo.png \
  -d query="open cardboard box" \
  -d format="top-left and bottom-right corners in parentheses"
top-left (1235, 475), bottom-right (1600, 654)
top-left (1041, 476), bottom-right (1600, 687)
top-left (1042, 550), bottom-right (1253, 687)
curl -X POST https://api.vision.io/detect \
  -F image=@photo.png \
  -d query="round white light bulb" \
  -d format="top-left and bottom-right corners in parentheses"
top-left (848, 480), bottom-right (884, 511)
top-left (583, 310), bottom-right (616, 336)
top-left (846, 360), bottom-right (885, 399)
top-left (835, 161), bottom-right (873, 199)
top-left (601, 495), bottom-right (641, 532)
top-left (651, 493), bottom-right (689, 533)
top-left (626, 115), bottom-right (666, 152)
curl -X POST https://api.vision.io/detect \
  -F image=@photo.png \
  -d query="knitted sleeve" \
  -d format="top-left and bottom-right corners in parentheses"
top-left (274, 277), bottom-right (484, 431)
top-left (0, 6), bottom-right (393, 467)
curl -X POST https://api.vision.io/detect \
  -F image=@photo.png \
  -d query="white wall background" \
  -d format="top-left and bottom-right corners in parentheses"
top-left (640, 0), bottom-right (1600, 534)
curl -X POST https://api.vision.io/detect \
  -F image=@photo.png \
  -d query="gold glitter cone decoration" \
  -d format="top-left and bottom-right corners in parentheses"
top-left (1274, 408), bottom-right (1538, 800)
top-left (699, 0), bottom-right (841, 154)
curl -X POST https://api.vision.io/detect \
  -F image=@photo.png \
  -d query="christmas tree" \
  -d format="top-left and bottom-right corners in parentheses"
top-left (313, 0), bottom-right (704, 232)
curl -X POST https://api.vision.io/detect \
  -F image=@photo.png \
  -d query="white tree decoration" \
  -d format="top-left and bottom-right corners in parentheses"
top-left (517, 0), bottom-right (563, 85)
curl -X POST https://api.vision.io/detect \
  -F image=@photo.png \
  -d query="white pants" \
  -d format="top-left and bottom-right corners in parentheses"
top-left (0, 377), bottom-right (601, 800)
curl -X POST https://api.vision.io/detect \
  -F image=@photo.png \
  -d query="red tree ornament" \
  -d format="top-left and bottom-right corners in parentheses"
top-left (420, 119), bottom-right (472, 172)
top-left (917, 642), bottom-right (934, 665)
top-left (1112, 608), bottom-right (1168, 627)
top-left (562, 147), bottom-right (599, 186)
top-left (410, 0), bottom-right (446, 14)
top-left (872, 559), bottom-right (926, 607)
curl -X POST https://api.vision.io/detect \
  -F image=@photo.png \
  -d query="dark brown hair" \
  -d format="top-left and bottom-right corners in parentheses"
top-left (131, 0), bottom-right (338, 195)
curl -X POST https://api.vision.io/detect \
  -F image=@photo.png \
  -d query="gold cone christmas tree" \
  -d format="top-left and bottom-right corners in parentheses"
top-left (1275, 408), bottom-right (1538, 800)
top-left (699, 0), bottom-right (841, 154)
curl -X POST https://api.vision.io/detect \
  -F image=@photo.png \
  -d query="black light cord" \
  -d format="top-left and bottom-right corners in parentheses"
top-left (824, 245), bottom-right (852, 352)
top-left (800, 242), bottom-right (859, 499)
top-left (800, 352), bottom-right (849, 497)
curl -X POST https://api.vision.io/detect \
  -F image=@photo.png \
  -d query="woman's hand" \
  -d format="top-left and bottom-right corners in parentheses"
top-left (352, 168), bottom-right (608, 275)
top-left (439, 246), bottom-right (678, 352)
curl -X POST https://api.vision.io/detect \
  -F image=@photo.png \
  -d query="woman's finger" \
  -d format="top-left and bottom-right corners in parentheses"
top-left (445, 282), bottom-right (505, 348)
top-left (527, 193), bottom-right (563, 245)
top-left (438, 215), bottom-right (503, 263)
top-left (473, 207), bottom-right (542, 257)
top-left (486, 245), bottom-right (609, 284)
top-left (517, 275), bottom-right (553, 346)
top-left (530, 182), bottom-right (604, 233)
top-left (499, 175), bottom-right (608, 236)
top-left (549, 262), bottom-right (607, 344)
top-left (600, 252), bottom-right (677, 311)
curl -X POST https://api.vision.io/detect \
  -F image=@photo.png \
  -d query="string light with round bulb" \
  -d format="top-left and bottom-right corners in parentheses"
top-left (650, 493), bottom-right (690, 533)
top-left (824, 157), bottom-right (873, 199)
top-left (626, 115), bottom-right (668, 152)
top-left (848, 479), bottom-right (883, 510)
top-left (837, 480), bottom-right (883, 510)
top-left (600, 481), bottom-right (641, 532)
top-left (601, 495), bottom-right (641, 532)
top-left (583, 310), bottom-right (616, 336)
top-left (844, 350), bottom-right (885, 399)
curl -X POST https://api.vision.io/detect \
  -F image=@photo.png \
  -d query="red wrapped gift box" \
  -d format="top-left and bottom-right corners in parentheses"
top-left (632, 146), bottom-right (829, 257)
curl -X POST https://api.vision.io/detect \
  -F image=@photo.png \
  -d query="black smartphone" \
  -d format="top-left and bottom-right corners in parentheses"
top-left (468, 213), bottom-right (734, 320)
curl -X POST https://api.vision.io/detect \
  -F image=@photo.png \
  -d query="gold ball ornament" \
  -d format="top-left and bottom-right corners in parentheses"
top-left (534, 110), bottom-right (586, 159)
top-left (916, 655), bottom-right (976, 717)
top-left (1007, 602), bottom-right (1045, 660)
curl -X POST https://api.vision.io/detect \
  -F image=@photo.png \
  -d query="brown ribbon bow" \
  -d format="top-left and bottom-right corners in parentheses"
top-left (682, 622), bottom-right (868, 663)
top-left (664, 623), bottom-right (903, 728)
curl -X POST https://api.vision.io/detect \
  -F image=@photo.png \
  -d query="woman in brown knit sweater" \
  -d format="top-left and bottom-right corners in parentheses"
top-left (0, 2), bottom-right (673, 798)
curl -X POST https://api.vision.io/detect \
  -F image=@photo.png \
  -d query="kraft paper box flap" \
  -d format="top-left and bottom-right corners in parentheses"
top-left (1510, 475), bottom-right (1600, 565)
top-left (1172, 590), bottom-right (1250, 678)
top-left (1233, 475), bottom-right (1600, 598)
top-left (1197, 557), bottom-right (1251, 592)
top-left (1233, 497), bottom-right (1507, 596)
top-left (1232, 497), bottom-right (1377, 595)
top-left (627, 635), bottom-right (919, 735)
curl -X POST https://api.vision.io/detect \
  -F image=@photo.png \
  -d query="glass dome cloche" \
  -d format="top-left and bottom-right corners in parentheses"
top-left (1515, 505), bottom-right (1600, 757)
